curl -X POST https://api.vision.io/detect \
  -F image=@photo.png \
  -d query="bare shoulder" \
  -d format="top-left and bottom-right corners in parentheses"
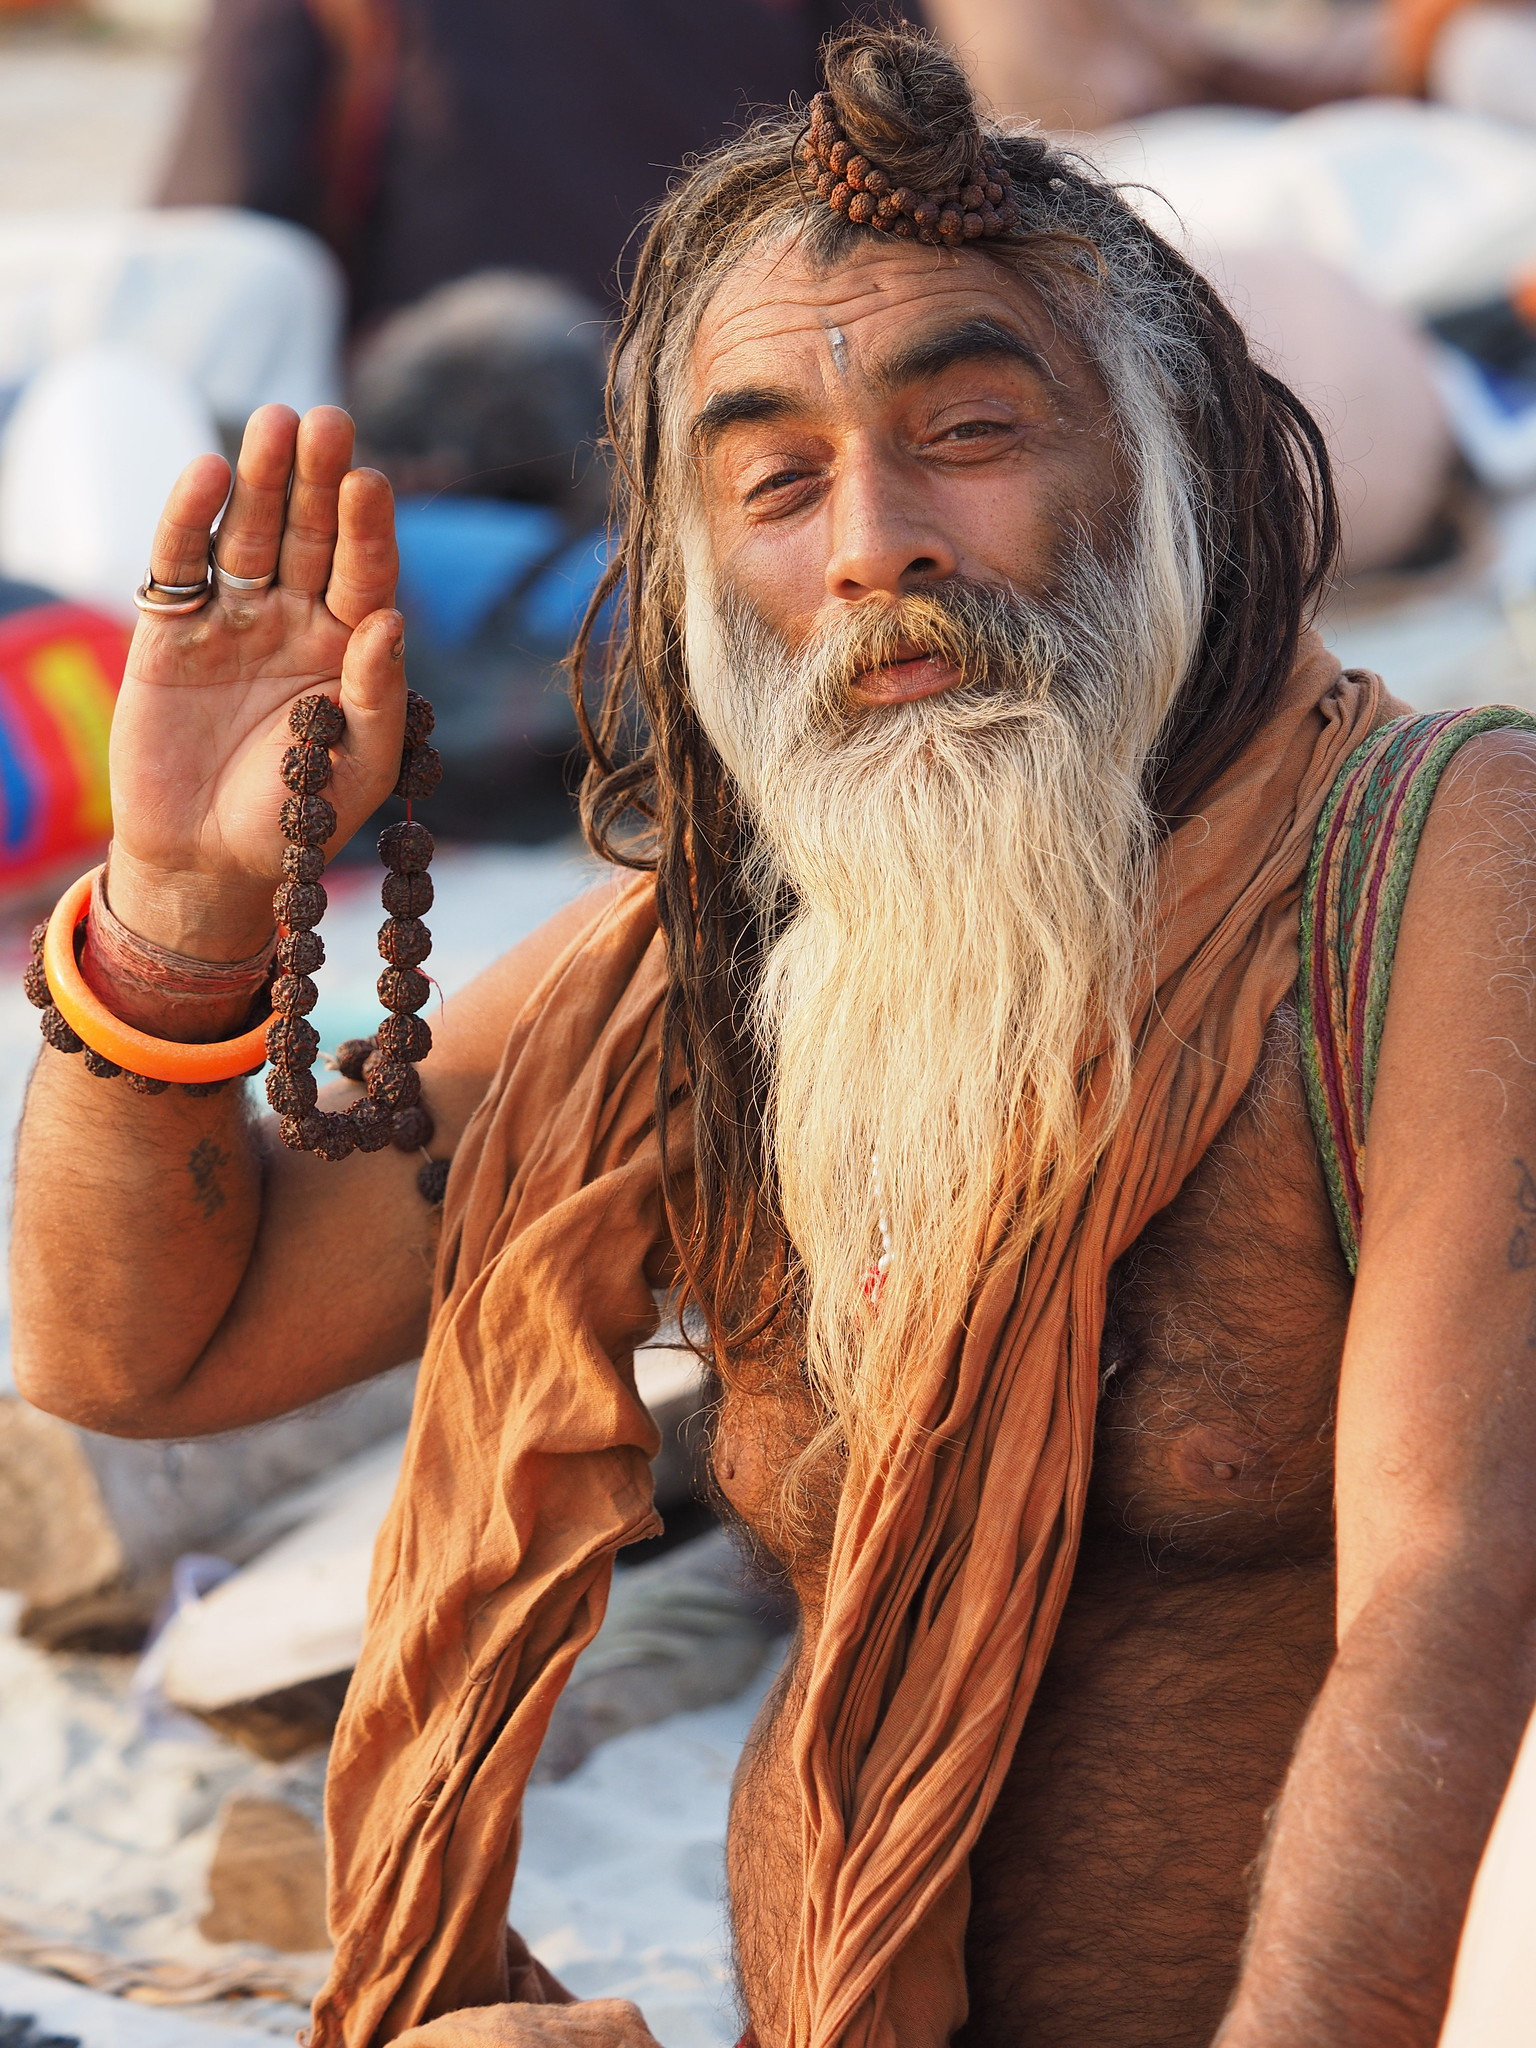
top-left (1337, 721), bottom-right (1536, 1623)
top-left (1405, 720), bottom-right (1536, 890)
top-left (1367, 720), bottom-right (1536, 1174)
top-left (1378, 723), bottom-right (1536, 1062)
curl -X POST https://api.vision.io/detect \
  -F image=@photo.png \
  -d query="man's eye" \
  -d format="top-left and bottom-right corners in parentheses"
top-left (745, 468), bottom-right (808, 502)
top-left (942, 419), bottom-right (1003, 441)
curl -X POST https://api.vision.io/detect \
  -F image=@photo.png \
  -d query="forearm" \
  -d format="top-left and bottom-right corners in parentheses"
top-left (7, 406), bottom-right (454, 1437)
top-left (12, 1044), bottom-right (264, 1430)
top-left (1218, 1561), bottom-right (1536, 2047)
top-left (13, 1039), bottom-right (442, 1436)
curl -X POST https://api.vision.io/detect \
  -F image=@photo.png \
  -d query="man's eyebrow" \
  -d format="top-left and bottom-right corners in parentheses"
top-left (686, 317), bottom-right (1049, 449)
top-left (872, 316), bottom-right (1052, 393)
top-left (689, 385), bottom-right (800, 451)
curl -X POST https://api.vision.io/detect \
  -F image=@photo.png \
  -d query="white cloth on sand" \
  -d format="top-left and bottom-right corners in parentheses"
top-left (1085, 99), bottom-right (1536, 317)
top-left (0, 207), bottom-right (342, 615)
top-left (0, 207), bottom-right (340, 430)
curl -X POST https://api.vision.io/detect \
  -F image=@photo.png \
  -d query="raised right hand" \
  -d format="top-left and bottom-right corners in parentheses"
top-left (106, 403), bottom-right (408, 960)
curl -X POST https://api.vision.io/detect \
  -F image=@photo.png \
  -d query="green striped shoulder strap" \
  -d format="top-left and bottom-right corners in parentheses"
top-left (1299, 704), bottom-right (1536, 1274)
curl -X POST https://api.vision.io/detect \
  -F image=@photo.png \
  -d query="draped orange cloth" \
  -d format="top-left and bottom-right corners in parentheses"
top-left (311, 637), bottom-right (1384, 2048)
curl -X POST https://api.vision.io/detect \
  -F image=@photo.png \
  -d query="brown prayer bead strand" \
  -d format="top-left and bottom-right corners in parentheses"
top-left (266, 693), bottom-right (443, 1184)
top-left (327, 1032), bottom-right (442, 1200)
top-left (395, 691), bottom-right (442, 807)
top-left (27, 912), bottom-right (181, 1093)
top-left (371, 822), bottom-right (435, 1125)
top-left (327, 1037), bottom-right (435, 1145)
top-left (379, 965), bottom-right (430, 1012)
top-left (25, 685), bottom-right (443, 1172)
top-left (403, 689), bottom-right (434, 749)
top-left (332, 1037), bottom-right (376, 1083)
top-left (369, 818), bottom-right (436, 1134)
top-left (391, 1103), bottom-right (434, 1151)
top-left (268, 694), bottom-right (344, 1157)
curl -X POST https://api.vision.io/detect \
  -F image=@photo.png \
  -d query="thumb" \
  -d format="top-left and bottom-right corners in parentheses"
top-left (340, 606), bottom-right (407, 720)
top-left (335, 608), bottom-right (408, 807)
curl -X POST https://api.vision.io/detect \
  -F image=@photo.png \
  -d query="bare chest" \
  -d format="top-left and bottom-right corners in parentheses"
top-left (959, 1007), bottom-right (1353, 2046)
top-left (1089, 999), bottom-right (1353, 1571)
top-left (712, 1005), bottom-right (1352, 1594)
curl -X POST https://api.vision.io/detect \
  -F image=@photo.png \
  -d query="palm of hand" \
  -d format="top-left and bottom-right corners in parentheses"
top-left (106, 406), bottom-right (409, 949)
top-left (112, 590), bottom-right (385, 886)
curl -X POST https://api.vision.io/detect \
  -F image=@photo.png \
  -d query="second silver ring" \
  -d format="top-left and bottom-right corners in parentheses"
top-left (211, 556), bottom-right (278, 593)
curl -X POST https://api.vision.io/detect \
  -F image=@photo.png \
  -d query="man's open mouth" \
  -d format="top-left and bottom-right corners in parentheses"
top-left (848, 645), bottom-right (965, 708)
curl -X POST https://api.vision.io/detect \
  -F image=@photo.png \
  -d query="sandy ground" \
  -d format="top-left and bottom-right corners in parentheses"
top-left (0, 1582), bottom-right (774, 2047)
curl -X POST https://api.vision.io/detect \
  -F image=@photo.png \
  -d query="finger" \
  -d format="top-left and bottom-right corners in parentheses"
top-left (330, 609), bottom-right (408, 825)
top-left (148, 453), bottom-right (232, 589)
top-left (277, 405), bottom-right (357, 596)
top-left (210, 404), bottom-right (299, 585)
top-left (326, 468), bottom-right (399, 628)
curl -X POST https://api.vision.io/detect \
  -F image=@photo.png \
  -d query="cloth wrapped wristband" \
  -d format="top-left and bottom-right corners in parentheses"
top-left (81, 864), bottom-right (276, 1039)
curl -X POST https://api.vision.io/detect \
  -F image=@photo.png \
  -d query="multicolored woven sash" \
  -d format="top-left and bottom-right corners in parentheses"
top-left (1299, 704), bottom-right (1536, 1273)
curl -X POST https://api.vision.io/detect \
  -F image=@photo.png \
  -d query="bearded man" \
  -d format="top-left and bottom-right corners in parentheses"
top-left (12, 25), bottom-right (1536, 2048)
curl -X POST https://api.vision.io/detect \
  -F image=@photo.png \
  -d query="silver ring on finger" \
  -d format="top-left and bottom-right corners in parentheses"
top-left (210, 529), bottom-right (277, 593)
top-left (211, 559), bottom-right (277, 593)
top-left (146, 575), bottom-right (211, 596)
top-left (134, 573), bottom-right (214, 615)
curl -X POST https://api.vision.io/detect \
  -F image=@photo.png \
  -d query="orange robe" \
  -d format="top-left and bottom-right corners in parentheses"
top-left (311, 637), bottom-right (1385, 2048)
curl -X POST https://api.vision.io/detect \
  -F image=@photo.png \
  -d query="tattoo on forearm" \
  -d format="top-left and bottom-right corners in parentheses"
top-left (187, 1136), bottom-right (231, 1221)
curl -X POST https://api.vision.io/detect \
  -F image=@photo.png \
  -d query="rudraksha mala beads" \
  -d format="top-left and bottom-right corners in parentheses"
top-left (799, 90), bottom-right (1019, 247)
top-left (24, 928), bottom-right (186, 1093)
top-left (28, 686), bottom-right (452, 1205)
top-left (265, 690), bottom-right (449, 1200)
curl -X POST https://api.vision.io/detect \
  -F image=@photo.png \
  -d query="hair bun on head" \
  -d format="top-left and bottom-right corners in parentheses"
top-left (801, 26), bottom-right (1020, 247)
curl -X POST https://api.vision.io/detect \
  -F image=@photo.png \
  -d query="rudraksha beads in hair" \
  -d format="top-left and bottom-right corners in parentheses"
top-left (798, 90), bottom-right (1019, 248)
top-left (264, 690), bottom-right (444, 1175)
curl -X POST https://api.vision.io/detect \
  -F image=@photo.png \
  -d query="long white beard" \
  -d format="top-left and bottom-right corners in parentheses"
top-left (684, 554), bottom-right (1184, 1461)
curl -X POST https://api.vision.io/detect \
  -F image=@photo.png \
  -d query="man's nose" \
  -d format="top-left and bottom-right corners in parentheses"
top-left (823, 443), bottom-right (958, 602)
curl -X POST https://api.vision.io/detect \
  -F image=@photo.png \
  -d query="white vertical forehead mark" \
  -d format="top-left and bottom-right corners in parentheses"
top-left (826, 324), bottom-right (849, 376)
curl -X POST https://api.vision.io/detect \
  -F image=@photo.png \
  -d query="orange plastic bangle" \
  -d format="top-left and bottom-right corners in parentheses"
top-left (44, 868), bottom-right (272, 1084)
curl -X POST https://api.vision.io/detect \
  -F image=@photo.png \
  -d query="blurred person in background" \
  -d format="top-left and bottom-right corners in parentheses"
top-left (157, 0), bottom-right (883, 321)
top-left (926, 0), bottom-right (1536, 132)
top-left (350, 268), bottom-right (613, 838)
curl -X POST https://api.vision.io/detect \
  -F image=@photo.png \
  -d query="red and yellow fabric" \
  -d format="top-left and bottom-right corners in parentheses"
top-left (0, 601), bottom-right (129, 889)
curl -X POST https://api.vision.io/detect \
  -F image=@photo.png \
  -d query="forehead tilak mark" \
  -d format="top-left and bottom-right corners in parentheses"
top-left (826, 324), bottom-right (850, 376)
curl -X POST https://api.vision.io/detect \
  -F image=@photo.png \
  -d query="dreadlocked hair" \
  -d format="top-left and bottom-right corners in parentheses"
top-left (570, 20), bottom-right (1340, 1380)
